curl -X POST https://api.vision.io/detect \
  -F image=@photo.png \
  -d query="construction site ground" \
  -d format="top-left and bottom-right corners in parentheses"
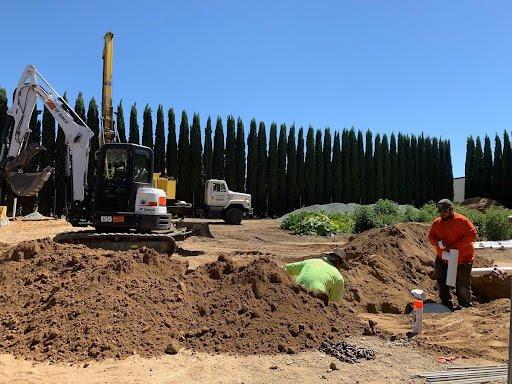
top-left (0, 218), bottom-right (510, 384)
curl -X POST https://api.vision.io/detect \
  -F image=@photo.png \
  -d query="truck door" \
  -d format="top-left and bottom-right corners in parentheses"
top-left (211, 181), bottom-right (228, 206)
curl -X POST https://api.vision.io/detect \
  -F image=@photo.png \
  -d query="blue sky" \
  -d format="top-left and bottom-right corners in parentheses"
top-left (2, 1), bottom-right (510, 177)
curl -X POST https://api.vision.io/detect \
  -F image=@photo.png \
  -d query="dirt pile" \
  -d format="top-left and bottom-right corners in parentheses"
top-left (461, 197), bottom-right (503, 212)
top-left (0, 239), bottom-right (359, 362)
top-left (340, 223), bottom-right (437, 314)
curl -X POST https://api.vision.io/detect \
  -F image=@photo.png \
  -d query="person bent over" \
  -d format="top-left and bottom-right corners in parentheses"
top-left (283, 251), bottom-right (345, 305)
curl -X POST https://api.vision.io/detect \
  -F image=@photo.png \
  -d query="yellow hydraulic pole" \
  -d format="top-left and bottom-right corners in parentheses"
top-left (101, 31), bottom-right (115, 145)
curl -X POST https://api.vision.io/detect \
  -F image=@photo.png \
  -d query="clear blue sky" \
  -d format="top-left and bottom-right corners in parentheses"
top-left (2, 1), bottom-right (510, 177)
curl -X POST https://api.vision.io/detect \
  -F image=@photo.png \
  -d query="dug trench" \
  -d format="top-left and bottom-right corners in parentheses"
top-left (0, 222), bottom-right (509, 363)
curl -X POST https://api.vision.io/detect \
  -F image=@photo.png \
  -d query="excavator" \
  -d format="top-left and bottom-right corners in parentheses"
top-left (0, 56), bottom-right (210, 254)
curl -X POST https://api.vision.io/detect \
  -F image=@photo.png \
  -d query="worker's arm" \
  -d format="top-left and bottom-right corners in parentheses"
top-left (449, 218), bottom-right (477, 250)
top-left (283, 260), bottom-right (306, 276)
top-left (428, 222), bottom-right (440, 247)
top-left (328, 275), bottom-right (345, 304)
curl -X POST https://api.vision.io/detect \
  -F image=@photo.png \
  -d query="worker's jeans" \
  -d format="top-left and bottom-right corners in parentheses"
top-left (435, 258), bottom-right (473, 309)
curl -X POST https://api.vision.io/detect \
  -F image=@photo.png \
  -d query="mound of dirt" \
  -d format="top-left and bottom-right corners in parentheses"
top-left (0, 239), bottom-right (359, 362)
top-left (340, 223), bottom-right (438, 314)
top-left (460, 197), bottom-right (503, 212)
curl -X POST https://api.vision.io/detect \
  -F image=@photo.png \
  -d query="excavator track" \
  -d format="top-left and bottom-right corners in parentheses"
top-left (53, 230), bottom-right (193, 255)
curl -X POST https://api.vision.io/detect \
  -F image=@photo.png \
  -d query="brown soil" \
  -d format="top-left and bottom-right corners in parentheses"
top-left (460, 197), bottom-right (504, 212)
top-left (341, 223), bottom-right (438, 314)
top-left (0, 239), bottom-right (359, 362)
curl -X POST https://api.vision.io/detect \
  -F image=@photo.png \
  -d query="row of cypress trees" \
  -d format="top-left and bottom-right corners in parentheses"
top-left (0, 89), bottom-right (454, 217)
top-left (465, 132), bottom-right (512, 207)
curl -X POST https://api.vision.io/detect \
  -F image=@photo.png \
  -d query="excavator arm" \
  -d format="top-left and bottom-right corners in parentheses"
top-left (0, 65), bottom-right (94, 201)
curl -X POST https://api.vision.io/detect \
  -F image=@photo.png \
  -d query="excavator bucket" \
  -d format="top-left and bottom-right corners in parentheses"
top-left (174, 221), bottom-right (214, 238)
top-left (1, 143), bottom-right (53, 197)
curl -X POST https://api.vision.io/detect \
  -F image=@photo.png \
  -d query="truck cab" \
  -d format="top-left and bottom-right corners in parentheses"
top-left (204, 179), bottom-right (252, 224)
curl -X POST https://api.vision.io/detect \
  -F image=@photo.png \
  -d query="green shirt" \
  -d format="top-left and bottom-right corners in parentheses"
top-left (283, 258), bottom-right (345, 303)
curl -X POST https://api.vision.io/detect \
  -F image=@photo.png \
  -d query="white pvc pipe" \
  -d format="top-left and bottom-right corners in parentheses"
top-left (12, 198), bottom-right (17, 218)
top-left (472, 267), bottom-right (512, 277)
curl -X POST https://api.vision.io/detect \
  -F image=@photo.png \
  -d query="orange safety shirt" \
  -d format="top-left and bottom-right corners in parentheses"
top-left (428, 212), bottom-right (477, 264)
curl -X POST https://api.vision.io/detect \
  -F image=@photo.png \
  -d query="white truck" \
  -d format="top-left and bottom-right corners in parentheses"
top-left (168, 179), bottom-right (252, 225)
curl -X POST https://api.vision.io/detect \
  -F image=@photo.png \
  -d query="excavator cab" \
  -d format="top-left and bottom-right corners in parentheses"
top-left (94, 143), bottom-right (153, 214)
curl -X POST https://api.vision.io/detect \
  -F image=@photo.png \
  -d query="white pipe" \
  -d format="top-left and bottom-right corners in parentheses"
top-left (12, 198), bottom-right (17, 218)
top-left (471, 267), bottom-right (512, 277)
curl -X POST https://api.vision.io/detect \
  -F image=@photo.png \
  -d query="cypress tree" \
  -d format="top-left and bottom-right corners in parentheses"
top-left (341, 129), bottom-right (351, 202)
top-left (203, 116), bottom-right (213, 181)
top-left (396, 134), bottom-right (406, 203)
top-left (492, 134), bottom-right (503, 200)
top-left (417, 135), bottom-right (428, 205)
top-left (86, 98), bottom-right (99, 192)
top-left (444, 141), bottom-right (454, 201)
top-left (305, 127), bottom-right (316, 205)
top-left (256, 122), bottom-right (268, 216)
top-left (129, 103), bottom-right (140, 144)
top-left (278, 124), bottom-right (287, 213)
top-left (39, 106), bottom-right (56, 215)
top-left (482, 135), bottom-right (493, 197)
top-left (365, 130), bottom-right (374, 203)
top-left (154, 105), bottom-right (166, 174)
top-left (357, 130), bottom-right (365, 204)
top-left (431, 138), bottom-right (440, 202)
top-left (315, 130), bottom-right (324, 204)
top-left (374, 134), bottom-right (383, 200)
top-left (465, 137), bottom-right (475, 199)
top-left (54, 93), bottom-right (68, 216)
top-left (425, 137), bottom-right (434, 202)
top-left (21, 110), bottom-right (41, 214)
top-left (142, 105), bottom-right (153, 149)
top-left (332, 132), bottom-right (342, 202)
top-left (177, 111), bottom-right (190, 200)
top-left (473, 136), bottom-right (484, 197)
top-left (268, 123), bottom-right (279, 216)
top-left (286, 125), bottom-right (297, 211)
top-left (323, 128), bottom-right (332, 203)
top-left (502, 131), bottom-right (512, 207)
top-left (390, 133), bottom-right (398, 201)
top-left (246, 119), bottom-right (258, 203)
top-left (213, 117), bottom-right (225, 180)
top-left (166, 108), bottom-right (177, 178)
top-left (0, 88), bottom-right (8, 204)
top-left (0, 88), bottom-right (7, 151)
top-left (296, 127), bottom-right (305, 207)
top-left (381, 134), bottom-right (391, 200)
top-left (348, 128), bottom-right (359, 202)
top-left (116, 100), bottom-right (127, 143)
top-left (235, 118), bottom-right (246, 192)
top-left (409, 136), bottom-right (418, 204)
top-left (225, 116), bottom-right (236, 188)
top-left (74, 92), bottom-right (86, 121)
top-left (190, 113), bottom-right (202, 204)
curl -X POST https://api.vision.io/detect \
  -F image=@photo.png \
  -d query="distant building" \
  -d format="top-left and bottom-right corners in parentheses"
top-left (453, 177), bottom-right (465, 203)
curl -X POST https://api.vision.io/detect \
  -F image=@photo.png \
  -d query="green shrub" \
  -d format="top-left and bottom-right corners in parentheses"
top-left (415, 202), bottom-right (438, 223)
top-left (374, 199), bottom-right (400, 216)
top-left (402, 205), bottom-right (420, 222)
top-left (455, 206), bottom-right (485, 240)
top-left (329, 214), bottom-right (355, 234)
top-left (482, 207), bottom-right (512, 241)
top-left (293, 213), bottom-right (339, 236)
top-left (281, 211), bottom-right (316, 232)
top-left (281, 211), bottom-right (354, 236)
top-left (353, 206), bottom-right (382, 233)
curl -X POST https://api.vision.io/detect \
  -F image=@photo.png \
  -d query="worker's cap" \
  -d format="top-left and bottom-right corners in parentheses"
top-left (437, 199), bottom-right (453, 212)
top-left (323, 249), bottom-right (346, 264)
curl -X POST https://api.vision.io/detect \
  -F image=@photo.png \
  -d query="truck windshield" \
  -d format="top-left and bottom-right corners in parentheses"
top-left (213, 183), bottom-right (226, 192)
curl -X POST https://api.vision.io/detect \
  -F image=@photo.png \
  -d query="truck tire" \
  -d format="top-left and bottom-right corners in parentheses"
top-left (223, 207), bottom-right (243, 225)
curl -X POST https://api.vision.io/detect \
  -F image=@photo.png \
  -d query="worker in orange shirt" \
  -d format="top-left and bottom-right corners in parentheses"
top-left (428, 199), bottom-right (477, 310)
